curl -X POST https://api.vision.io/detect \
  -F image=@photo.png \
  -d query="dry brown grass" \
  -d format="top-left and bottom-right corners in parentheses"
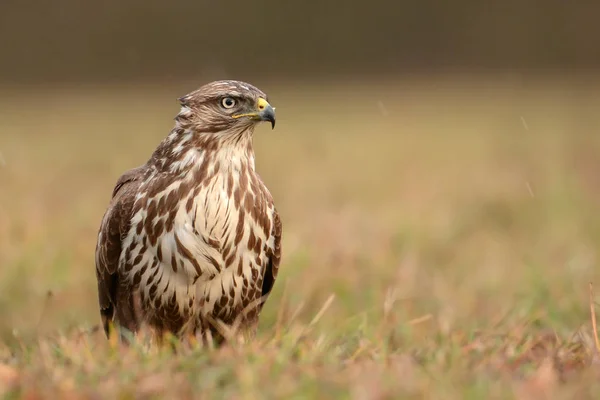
top-left (2, 75), bottom-right (600, 398)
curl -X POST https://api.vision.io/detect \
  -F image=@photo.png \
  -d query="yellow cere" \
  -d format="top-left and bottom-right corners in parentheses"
top-left (257, 98), bottom-right (270, 111)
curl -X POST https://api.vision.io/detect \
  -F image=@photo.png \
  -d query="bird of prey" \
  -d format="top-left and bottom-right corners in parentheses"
top-left (94, 80), bottom-right (282, 345)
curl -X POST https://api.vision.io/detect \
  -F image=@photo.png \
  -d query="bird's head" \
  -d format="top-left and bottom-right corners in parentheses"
top-left (176, 80), bottom-right (276, 134)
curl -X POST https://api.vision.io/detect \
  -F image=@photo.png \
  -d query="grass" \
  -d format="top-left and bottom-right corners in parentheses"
top-left (2, 75), bottom-right (600, 398)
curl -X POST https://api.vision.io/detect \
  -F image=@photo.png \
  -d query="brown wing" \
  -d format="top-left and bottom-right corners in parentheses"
top-left (261, 209), bottom-right (282, 299)
top-left (95, 165), bottom-right (146, 338)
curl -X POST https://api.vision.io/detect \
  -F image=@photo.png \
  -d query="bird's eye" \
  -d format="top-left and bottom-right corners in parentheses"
top-left (221, 97), bottom-right (236, 109)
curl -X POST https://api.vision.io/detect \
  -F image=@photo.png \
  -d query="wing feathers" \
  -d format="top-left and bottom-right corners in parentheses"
top-left (95, 165), bottom-right (146, 336)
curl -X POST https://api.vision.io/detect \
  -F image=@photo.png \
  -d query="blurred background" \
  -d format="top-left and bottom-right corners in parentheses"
top-left (1, 1), bottom-right (600, 84)
top-left (1, 0), bottom-right (600, 83)
top-left (1, 0), bottom-right (600, 342)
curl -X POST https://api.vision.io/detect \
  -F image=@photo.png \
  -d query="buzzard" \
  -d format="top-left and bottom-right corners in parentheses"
top-left (95, 80), bottom-right (282, 345)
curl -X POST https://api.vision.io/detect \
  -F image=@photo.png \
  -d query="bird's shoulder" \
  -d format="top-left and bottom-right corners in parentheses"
top-left (111, 165), bottom-right (148, 199)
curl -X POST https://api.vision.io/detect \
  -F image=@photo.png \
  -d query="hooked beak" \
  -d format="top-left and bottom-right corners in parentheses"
top-left (257, 98), bottom-right (276, 129)
top-left (232, 98), bottom-right (276, 129)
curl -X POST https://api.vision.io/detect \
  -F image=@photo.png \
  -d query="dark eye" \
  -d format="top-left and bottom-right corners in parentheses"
top-left (221, 97), bottom-right (236, 109)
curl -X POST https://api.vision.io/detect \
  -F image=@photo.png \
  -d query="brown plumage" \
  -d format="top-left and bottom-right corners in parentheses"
top-left (95, 80), bottom-right (282, 345)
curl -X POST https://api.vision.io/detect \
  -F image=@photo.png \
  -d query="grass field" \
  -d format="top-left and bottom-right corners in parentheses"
top-left (2, 75), bottom-right (600, 398)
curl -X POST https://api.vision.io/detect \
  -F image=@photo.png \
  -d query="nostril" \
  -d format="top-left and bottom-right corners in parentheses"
top-left (258, 104), bottom-right (265, 110)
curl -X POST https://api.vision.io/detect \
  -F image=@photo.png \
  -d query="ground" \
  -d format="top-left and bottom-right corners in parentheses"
top-left (1, 75), bottom-right (600, 398)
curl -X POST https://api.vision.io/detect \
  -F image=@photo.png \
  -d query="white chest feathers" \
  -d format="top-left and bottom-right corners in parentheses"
top-left (122, 158), bottom-right (275, 320)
